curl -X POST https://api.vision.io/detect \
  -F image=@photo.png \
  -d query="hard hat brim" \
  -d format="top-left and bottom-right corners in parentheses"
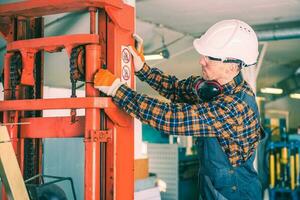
top-left (193, 38), bottom-right (204, 55)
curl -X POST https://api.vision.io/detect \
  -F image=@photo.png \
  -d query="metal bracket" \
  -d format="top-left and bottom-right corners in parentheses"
top-left (20, 48), bottom-right (38, 86)
top-left (86, 129), bottom-right (112, 143)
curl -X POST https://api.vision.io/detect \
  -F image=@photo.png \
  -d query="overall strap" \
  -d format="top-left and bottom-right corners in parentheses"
top-left (236, 85), bottom-right (265, 140)
top-left (237, 90), bottom-right (260, 120)
top-left (232, 73), bottom-right (259, 120)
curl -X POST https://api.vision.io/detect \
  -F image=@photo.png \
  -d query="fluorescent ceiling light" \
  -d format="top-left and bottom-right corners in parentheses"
top-left (260, 87), bottom-right (283, 94)
top-left (144, 48), bottom-right (170, 61)
top-left (144, 53), bottom-right (164, 61)
top-left (290, 93), bottom-right (300, 99)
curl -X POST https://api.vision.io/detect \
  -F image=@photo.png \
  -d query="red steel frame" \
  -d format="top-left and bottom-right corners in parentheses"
top-left (0, 0), bottom-right (134, 199)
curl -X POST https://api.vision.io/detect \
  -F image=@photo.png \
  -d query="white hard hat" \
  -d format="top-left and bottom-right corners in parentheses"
top-left (193, 19), bottom-right (259, 66)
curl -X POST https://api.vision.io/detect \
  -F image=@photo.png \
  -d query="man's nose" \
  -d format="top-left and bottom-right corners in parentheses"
top-left (199, 56), bottom-right (206, 66)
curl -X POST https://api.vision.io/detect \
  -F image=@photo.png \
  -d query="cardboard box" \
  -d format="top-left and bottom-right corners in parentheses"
top-left (134, 158), bottom-right (149, 180)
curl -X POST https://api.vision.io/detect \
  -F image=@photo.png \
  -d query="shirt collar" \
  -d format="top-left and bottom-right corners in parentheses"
top-left (223, 73), bottom-right (244, 94)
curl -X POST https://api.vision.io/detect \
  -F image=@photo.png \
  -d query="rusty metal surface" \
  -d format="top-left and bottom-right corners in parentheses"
top-left (0, 0), bottom-right (123, 17)
top-left (6, 34), bottom-right (99, 52)
top-left (0, 97), bottom-right (114, 111)
top-left (20, 116), bottom-right (85, 138)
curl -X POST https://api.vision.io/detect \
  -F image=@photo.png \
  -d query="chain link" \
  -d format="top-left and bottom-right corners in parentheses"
top-left (10, 52), bottom-right (22, 99)
top-left (69, 46), bottom-right (86, 123)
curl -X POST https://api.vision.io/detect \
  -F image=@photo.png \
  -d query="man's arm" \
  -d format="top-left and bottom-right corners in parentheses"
top-left (128, 45), bottom-right (200, 103)
top-left (136, 64), bottom-right (200, 103)
top-left (94, 69), bottom-right (261, 167)
top-left (113, 84), bottom-right (216, 136)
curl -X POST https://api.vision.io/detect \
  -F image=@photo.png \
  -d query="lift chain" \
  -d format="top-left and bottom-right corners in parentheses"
top-left (69, 45), bottom-right (86, 97)
top-left (70, 45), bottom-right (85, 82)
top-left (69, 46), bottom-right (86, 123)
top-left (10, 52), bottom-right (22, 100)
top-left (24, 139), bottom-right (36, 180)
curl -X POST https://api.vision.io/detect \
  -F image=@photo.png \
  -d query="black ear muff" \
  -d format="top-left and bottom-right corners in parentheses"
top-left (195, 79), bottom-right (223, 101)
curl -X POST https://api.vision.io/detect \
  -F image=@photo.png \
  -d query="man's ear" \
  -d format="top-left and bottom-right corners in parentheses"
top-left (230, 63), bottom-right (239, 72)
top-left (224, 63), bottom-right (235, 74)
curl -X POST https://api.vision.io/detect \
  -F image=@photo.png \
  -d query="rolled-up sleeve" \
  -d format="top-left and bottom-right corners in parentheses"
top-left (136, 64), bottom-right (200, 103)
top-left (113, 84), bottom-right (216, 137)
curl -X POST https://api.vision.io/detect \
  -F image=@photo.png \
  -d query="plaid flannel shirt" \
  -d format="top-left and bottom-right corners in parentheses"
top-left (113, 64), bottom-right (262, 167)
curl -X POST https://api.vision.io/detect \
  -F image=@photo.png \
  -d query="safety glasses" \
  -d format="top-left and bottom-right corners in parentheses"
top-left (203, 55), bottom-right (253, 67)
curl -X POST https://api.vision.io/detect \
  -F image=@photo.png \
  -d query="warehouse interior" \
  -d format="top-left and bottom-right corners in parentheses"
top-left (0, 0), bottom-right (300, 199)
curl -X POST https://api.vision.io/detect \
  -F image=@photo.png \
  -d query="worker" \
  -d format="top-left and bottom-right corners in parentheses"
top-left (94, 19), bottom-right (264, 200)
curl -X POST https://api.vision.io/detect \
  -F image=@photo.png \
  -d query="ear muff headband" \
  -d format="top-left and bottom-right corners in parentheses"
top-left (195, 79), bottom-right (223, 101)
top-left (194, 73), bottom-right (243, 101)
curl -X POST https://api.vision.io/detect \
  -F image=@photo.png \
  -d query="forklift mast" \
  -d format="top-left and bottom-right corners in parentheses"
top-left (0, 1), bottom-right (135, 199)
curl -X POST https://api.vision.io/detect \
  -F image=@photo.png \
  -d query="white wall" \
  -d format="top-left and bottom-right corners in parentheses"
top-left (134, 118), bottom-right (147, 159)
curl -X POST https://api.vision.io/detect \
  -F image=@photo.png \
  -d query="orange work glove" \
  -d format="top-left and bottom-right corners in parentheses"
top-left (94, 69), bottom-right (123, 96)
top-left (128, 34), bottom-right (145, 72)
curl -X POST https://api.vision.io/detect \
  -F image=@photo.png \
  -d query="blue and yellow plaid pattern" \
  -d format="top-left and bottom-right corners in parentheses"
top-left (113, 64), bottom-right (263, 167)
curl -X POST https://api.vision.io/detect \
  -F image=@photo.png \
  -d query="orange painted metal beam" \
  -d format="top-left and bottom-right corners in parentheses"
top-left (0, 97), bottom-right (116, 111)
top-left (0, 0), bottom-right (123, 17)
top-left (6, 34), bottom-right (99, 52)
top-left (84, 44), bottom-right (101, 200)
top-left (20, 116), bottom-right (84, 138)
top-left (106, 3), bottom-right (134, 199)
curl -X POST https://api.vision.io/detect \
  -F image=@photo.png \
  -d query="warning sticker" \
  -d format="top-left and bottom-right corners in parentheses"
top-left (121, 46), bottom-right (132, 86)
top-left (122, 48), bottom-right (131, 64)
top-left (122, 65), bottom-right (130, 81)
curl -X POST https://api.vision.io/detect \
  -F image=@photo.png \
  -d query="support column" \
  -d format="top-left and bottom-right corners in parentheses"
top-left (84, 44), bottom-right (101, 200)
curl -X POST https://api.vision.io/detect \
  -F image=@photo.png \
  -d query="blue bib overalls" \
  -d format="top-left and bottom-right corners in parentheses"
top-left (197, 88), bottom-right (263, 200)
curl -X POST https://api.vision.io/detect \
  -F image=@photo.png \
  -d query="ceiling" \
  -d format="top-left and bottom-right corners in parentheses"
top-left (136, 0), bottom-right (300, 36)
